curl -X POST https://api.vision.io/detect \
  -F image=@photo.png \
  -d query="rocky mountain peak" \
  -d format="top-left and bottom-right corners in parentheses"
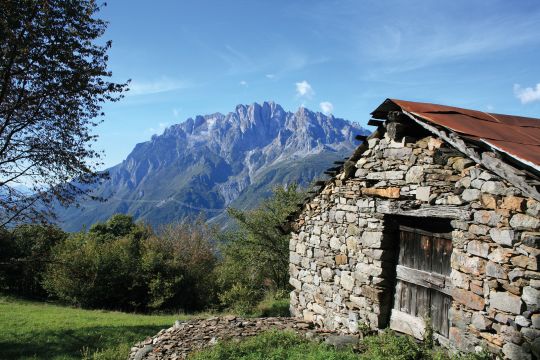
top-left (56, 102), bottom-right (370, 231)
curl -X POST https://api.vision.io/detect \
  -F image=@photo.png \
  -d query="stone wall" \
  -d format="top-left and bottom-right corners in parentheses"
top-left (289, 131), bottom-right (540, 359)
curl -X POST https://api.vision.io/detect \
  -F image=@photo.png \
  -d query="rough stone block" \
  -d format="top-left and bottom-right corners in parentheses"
top-left (405, 166), bottom-right (424, 183)
top-left (452, 288), bottom-right (485, 310)
top-left (449, 326), bottom-right (477, 352)
top-left (416, 186), bottom-right (431, 201)
top-left (488, 247), bottom-right (513, 264)
top-left (527, 199), bottom-right (540, 217)
top-left (480, 194), bottom-right (497, 209)
top-left (335, 254), bottom-right (348, 266)
top-left (474, 210), bottom-right (501, 226)
top-left (510, 214), bottom-right (540, 230)
top-left (361, 187), bottom-right (400, 199)
top-left (462, 189), bottom-right (481, 202)
top-left (349, 295), bottom-right (367, 309)
top-left (466, 240), bottom-right (490, 258)
top-left (501, 196), bottom-right (526, 211)
top-left (451, 269), bottom-right (470, 289)
top-left (521, 232), bottom-right (540, 248)
top-left (481, 181), bottom-right (507, 195)
top-left (290, 252), bottom-right (301, 265)
top-left (340, 273), bottom-right (355, 291)
top-left (490, 291), bottom-right (523, 314)
top-left (486, 261), bottom-right (507, 279)
top-left (511, 255), bottom-right (537, 270)
top-left (361, 231), bottom-right (383, 248)
top-left (532, 314), bottom-right (540, 329)
top-left (384, 147), bottom-right (412, 159)
top-left (289, 277), bottom-right (302, 290)
top-left (321, 267), bottom-right (333, 281)
top-left (471, 313), bottom-right (492, 331)
top-left (312, 303), bottom-right (326, 315)
top-left (502, 343), bottom-right (531, 360)
top-left (489, 228), bottom-right (515, 247)
top-left (522, 286), bottom-right (540, 311)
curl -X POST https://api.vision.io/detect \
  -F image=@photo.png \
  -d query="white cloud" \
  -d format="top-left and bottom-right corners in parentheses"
top-left (514, 83), bottom-right (540, 104)
top-left (295, 80), bottom-right (314, 98)
top-left (265, 74), bottom-right (275, 79)
top-left (129, 77), bottom-right (188, 96)
top-left (149, 122), bottom-right (169, 134)
top-left (239, 80), bottom-right (248, 87)
top-left (319, 101), bottom-right (334, 115)
top-left (172, 108), bottom-right (180, 117)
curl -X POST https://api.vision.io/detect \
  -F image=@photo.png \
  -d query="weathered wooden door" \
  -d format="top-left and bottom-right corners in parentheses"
top-left (390, 225), bottom-right (453, 339)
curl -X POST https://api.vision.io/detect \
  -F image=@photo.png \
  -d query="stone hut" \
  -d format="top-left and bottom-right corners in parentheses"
top-left (286, 99), bottom-right (540, 359)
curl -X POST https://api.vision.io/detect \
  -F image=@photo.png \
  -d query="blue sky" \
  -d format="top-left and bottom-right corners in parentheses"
top-left (96, 0), bottom-right (540, 168)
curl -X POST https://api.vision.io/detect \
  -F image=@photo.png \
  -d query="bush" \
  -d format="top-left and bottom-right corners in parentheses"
top-left (43, 214), bottom-right (217, 312)
top-left (43, 228), bottom-right (145, 309)
top-left (142, 218), bottom-right (218, 311)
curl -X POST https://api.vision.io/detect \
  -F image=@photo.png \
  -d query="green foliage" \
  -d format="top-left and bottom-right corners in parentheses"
top-left (43, 214), bottom-right (217, 312)
top-left (43, 215), bottom-right (148, 309)
top-left (0, 0), bottom-right (128, 225)
top-left (218, 283), bottom-right (260, 315)
top-left (216, 184), bottom-right (304, 312)
top-left (142, 217), bottom-right (218, 311)
top-left (0, 224), bottom-right (67, 298)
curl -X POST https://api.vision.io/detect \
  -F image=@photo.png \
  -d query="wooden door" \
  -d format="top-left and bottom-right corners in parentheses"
top-left (390, 225), bottom-right (453, 339)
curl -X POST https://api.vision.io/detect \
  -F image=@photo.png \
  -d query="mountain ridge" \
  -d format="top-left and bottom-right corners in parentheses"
top-left (56, 101), bottom-right (370, 231)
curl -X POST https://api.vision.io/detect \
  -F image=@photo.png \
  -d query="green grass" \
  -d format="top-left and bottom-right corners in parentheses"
top-left (189, 331), bottom-right (360, 360)
top-left (0, 296), bottom-right (493, 360)
top-left (252, 296), bottom-right (290, 318)
top-left (0, 296), bottom-right (191, 360)
top-left (190, 330), bottom-right (493, 360)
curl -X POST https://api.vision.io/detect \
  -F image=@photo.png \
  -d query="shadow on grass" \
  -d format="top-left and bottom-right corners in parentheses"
top-left (0, 324), bottom-right (165, 360)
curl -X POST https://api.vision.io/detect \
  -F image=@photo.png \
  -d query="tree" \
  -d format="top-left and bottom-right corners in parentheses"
top-left (217, 184), bottom-right (305, 311)
top-left (0, 224), bottom-right (66, 298)
top-left (0, 1), bottom-right (128, 225)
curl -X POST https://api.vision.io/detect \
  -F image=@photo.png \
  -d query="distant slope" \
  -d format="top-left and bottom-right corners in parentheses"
top-left (56, 102), bottom-right (369, 231)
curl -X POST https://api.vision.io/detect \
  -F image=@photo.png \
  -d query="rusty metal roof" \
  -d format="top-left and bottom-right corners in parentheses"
top-left (372, 99), bottom-right (540, 172)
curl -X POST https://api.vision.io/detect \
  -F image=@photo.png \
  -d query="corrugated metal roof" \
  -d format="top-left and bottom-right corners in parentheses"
top-left (372, 99), bottom-right (540, 171)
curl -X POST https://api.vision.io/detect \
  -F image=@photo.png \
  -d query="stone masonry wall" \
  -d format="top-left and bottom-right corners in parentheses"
top-left (289, 131), bottom-right (540, 359)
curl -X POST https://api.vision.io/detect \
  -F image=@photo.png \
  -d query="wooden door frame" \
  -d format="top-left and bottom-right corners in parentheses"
top-left (383, 215), bottom-right (453, 339)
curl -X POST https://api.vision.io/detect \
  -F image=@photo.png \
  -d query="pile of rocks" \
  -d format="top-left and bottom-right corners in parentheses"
top-left (128, 316), bottom-right (325, 360)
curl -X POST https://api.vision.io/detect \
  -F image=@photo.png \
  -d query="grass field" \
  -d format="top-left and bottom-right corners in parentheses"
top-left (0, 296), bottom-right (185, 360)
top-left (0, 296), bottom-right (491, 360)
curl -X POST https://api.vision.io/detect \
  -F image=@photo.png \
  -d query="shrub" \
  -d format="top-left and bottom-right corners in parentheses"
top-left (43, 214), bottom-right (217, 312)
top-left (43, 230), bottom-right (143, 309)
top-left (142, 217), bottom-right (218, 311)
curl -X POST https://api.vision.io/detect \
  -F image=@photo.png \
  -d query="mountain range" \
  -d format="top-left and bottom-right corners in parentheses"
top-left (56, 101), bottom-right (369, 231)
